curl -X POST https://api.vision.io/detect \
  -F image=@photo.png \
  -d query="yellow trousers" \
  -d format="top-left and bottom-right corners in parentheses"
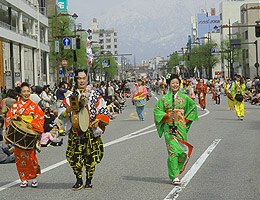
top-left (235, 101), bottom-right (244, 117)
top-left (227, 98), bottom-right (234, 109)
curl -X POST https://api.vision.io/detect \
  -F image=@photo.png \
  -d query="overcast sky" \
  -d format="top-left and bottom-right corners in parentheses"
top-left (68, 0), bottom-right (226, 64)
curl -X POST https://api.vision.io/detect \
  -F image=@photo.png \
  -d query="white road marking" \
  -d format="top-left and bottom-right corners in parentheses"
top-left (198, 106), bottom-right (210, 118)
top-left (164, 139), bottom-right (222, 200)
top-left (0, 100), bottom-right (210, 192)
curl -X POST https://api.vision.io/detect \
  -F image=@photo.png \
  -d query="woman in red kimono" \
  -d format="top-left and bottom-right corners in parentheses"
top-left (5, 82), bottom-right (44, 188)
top-left (210, 81), bottom-right (216, 100)
top-left (196, 79), bottom-right (207, 110)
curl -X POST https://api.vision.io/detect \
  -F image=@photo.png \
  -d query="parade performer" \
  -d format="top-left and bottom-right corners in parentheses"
top-left (59, 69), bottom-right (109, 190)
top-left (154, 74), bottom-right (198, 185)
top-left (132, 79), bottom-right (147, 121)
top-left (226, 79), bottom-right (235, 110)
top-left (5, 82), bottom-right (44, 188)
top-left (231, 75), bottom-right (246, 120)
top-left (210, 80), bottom-right (216, 100)
top-left (196, 79), bottom-right (207, 110)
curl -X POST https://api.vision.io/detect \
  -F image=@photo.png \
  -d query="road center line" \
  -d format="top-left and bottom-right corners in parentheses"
top-left (164, 139), bottom-right (221, 200)
top-left (0, 101), bottom-right (210, 192)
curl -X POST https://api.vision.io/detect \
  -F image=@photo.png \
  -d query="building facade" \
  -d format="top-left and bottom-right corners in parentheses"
top-left (219, 0), bottom-right (259, 78)
top-left (0, 0), bottom-right (50, 89)
top-left (90, 18), bottom-right (118, 61)
top-left (240, 2), bottom-right (260, 78)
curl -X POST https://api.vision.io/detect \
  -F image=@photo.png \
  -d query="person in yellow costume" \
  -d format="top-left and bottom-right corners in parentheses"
top-left (231, 75), bottom-right (246, 120)
top-left (226, 79), bottom-right (235, 110)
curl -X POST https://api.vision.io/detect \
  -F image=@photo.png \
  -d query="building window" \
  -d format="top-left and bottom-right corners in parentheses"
top-left (106, 33), bottom-right (110, 37)
top-left (101, 45), bottom-right (104, 49)
top-left (99, 39), bottom-right (104, 44)
top-left (220, 13), bottom-right (222, 21)
top-left (115, 57), bottom-right (118, 61)
top-left (245, 31), bottom-right (248, 40)
top-left (107, 45), bottom-right (111, 49)
top-left (114, 45), bottom-right (117, 48)
top-left (246, 49), bottom-right (249, 59)
top-left (115, 51), bottom-right (118, 55)
top-left (99, 33), bottom-right (103, 37)
top-left (106, 39), bottom-right (111, 43)
top-left (114, 32), bottom-right (117, 36)
top-left (114, 39), bottom-right (117, 42)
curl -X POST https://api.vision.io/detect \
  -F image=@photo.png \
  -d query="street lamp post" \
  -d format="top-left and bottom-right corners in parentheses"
top-left (72, 13), bottom-right (78, 71)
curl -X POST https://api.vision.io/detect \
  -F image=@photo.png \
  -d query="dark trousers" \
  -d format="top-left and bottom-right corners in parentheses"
top-left (216, 95), bottom-right (220, 104)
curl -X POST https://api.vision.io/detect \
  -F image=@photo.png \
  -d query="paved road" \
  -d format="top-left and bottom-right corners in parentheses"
top-left (0, 93), bottom-right (260, 200)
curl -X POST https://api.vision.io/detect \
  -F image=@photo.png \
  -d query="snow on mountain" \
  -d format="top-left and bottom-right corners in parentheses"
top-left (69, 0), bottom-right (224, 63)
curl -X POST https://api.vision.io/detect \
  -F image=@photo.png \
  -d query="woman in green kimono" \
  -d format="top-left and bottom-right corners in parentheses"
top-left (154, 74), bottom-right (198, 185)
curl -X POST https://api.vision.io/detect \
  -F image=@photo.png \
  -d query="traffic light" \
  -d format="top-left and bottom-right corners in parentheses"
top-left (76, 38), bottom-right (81, 49)
top-left (255, 25), bottom-right (260, 37)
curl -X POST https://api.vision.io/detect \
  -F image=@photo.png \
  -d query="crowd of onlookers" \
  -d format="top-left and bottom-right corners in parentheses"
top-left (0, 75), bottom-right (259, 164)
top-left (0, 79), bottom-right (136, 164)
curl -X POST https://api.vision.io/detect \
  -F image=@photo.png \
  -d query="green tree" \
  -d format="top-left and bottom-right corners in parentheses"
top-left (185, 42), bottom-right (219, 78)
top-left (168, 52), bottom-right (182, 73)
top-left (221, 39), bottom-right (241, 78)
top-left (49, 15), bottom-right (88, 81)
top-left (200, 42), bottom-right (219, 79)
top-left (90, 48), bottom-right (118, 81)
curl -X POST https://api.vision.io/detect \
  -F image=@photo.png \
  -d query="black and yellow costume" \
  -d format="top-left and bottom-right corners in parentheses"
top-left (59, 89), bottom-right (109, 190)
top-left (66, 129), bottom-right (103, 181)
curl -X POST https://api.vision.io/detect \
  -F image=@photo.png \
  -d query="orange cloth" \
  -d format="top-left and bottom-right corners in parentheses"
top-left (197, 83), bottom-right (207, 108)
top-left (15, 148), bottom-right (41, 181)
top-left (5, 99), bottom-right (44, 181)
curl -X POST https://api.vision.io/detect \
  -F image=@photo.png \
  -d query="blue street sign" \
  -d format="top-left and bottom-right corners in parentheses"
top-left (59, 70), bottom-right (63, 75)
top-left (63, 38), bottom-right (71, 46)
top-left (211, 48), bottom-right (216, 53)
top-left (69, 72), bottom-right (74, 77)
top-left (102, 59), bottom-right (107, 64)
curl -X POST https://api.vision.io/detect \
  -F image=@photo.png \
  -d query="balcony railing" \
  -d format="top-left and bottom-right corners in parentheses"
top-left (21, 0), bottom-right (37, 10)
top-left (0, 21), bottom-right (17, 32)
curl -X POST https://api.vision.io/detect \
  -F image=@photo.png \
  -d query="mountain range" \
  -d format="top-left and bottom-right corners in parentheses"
top-left (69, 0), bottom-right (226, 64)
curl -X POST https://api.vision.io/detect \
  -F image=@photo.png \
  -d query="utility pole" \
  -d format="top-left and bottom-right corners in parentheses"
top-left (228, 19), bottom-right (233, 79)
top-left (55, 4), bottom-right (59, 84)
top-left (254, 40), bottom-right (259, 76)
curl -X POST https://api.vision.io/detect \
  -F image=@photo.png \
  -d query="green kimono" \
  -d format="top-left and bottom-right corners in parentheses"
top-left (154, 91), bottom-right (198, 179)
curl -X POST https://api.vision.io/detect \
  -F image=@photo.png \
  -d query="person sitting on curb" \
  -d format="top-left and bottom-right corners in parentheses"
top-left (0, 134), bottom-right (15, 164)
top-left (41, 125), bottom-right (63, 147)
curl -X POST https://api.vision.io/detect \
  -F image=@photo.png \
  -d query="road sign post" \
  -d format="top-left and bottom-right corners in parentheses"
top-left (63, 38), bottom-right (71, 49)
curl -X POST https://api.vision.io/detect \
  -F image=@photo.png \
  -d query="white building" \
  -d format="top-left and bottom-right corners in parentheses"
top-left (90, 18), bottom-right (118, 62)
top-left (239, 2), bottom-right (260, 78)
top-left (0, 0), bottom-right (50, 89)
top-left (219, 0), bottom-right (258, 77)
top-left (148, 56), bottom-right (165, 78)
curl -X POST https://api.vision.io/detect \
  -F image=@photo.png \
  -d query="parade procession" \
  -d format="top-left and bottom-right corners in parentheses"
top-left (0, 0), bottom-right (260, 200)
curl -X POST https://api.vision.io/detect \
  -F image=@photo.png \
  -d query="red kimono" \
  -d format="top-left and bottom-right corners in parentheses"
top-left (211, 83), bottom-right (216, 100)
top-left (196, 83), bottom-right (207, 109)
top-left (5, 99), bottom-right (44, 181)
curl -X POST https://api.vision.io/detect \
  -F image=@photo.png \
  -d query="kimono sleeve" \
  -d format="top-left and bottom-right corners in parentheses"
top-left (142, 86), bottom-right (148, 100)
top-left (184, 96), bottom-right (198, 122)
top-left (31, 104), bottom-right (45, 133)
top-left (153, 97), bottom-right (167, 138)
top-left (5, 103), bottom-right (16, 127)
top-left (95, 96), bottom-right (110, 126)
